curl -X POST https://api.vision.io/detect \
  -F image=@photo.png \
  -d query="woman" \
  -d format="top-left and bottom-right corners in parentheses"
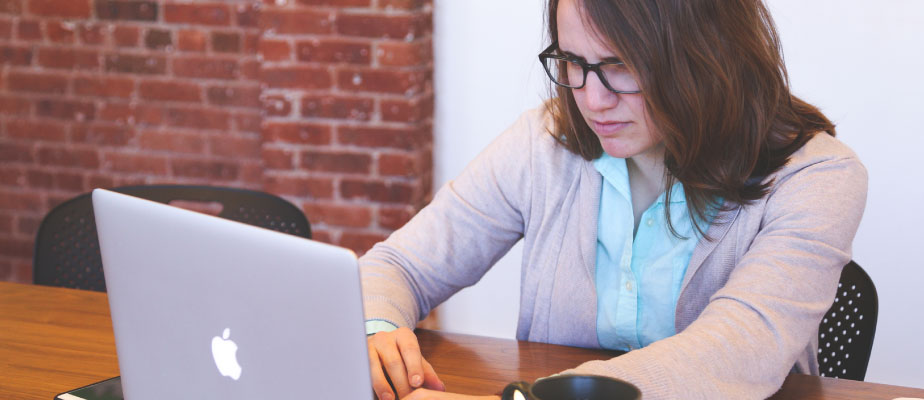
top-left (360, 0), bottom-right (867, 398)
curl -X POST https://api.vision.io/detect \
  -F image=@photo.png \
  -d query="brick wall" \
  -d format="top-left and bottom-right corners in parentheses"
top-left (0, 0), bottom-right (434, 283)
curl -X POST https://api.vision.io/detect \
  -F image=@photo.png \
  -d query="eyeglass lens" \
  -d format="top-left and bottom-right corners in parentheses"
top-left (543, 58), bottom-right (639, 93)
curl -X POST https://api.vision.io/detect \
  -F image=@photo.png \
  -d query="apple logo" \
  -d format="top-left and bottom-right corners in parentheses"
top-left (211, 328), bottom-right (242, 380)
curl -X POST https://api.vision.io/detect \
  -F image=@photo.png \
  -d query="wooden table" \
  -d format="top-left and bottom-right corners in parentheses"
top-left (2, 281), bottom-right (923, 400)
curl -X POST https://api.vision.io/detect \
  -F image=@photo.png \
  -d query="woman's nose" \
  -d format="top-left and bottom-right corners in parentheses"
top-left (580, 71), bottom-right (619, 112)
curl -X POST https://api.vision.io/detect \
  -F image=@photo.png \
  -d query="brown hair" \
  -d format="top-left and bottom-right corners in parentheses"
top-left (546, 0), bottom-right (835, 237)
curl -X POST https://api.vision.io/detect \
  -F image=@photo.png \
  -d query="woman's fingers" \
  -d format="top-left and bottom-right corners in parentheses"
top-left (396, 328), bottom-right (426, 388)
top-left (421, 358), bottom-right (445, 391)
top-left (373, 332), bottom-right (414, 398)
top-left (367, 344), bottom-right (396, 400)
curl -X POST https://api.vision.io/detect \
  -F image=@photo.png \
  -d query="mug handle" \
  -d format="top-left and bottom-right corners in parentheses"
top-left (501, 381), bottom-right (535, 400)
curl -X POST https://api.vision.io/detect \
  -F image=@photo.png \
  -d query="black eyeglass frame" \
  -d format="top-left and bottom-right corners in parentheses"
top-left (538, 42), bottom-right (642, 94)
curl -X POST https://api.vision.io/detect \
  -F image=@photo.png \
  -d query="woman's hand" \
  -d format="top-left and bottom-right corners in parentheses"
top-left (368, 327), bottom-right (445, 400)
top-left (403, 389), bottom-right (500, 400)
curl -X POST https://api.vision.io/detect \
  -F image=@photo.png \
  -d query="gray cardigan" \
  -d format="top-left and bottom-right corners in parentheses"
top-left (358, 107), bottom-right (868, 399)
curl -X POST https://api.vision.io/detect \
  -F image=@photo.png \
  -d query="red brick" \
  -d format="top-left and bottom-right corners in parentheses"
top-left (339, 232), bottom-right (386, 254)
top-left (71, 123), bottom-right (133, 146)
top-left (381, 95), bottom-right (432, 123)
top-left (177, 29), bottom-right (206, 52)
top-left (263, 175), bottom-right (333, 199)
top-left (338, 68), bottom-right (427, 94)
top-left (263, 122), bottom-right (330, 145)
top-left (98, 102), bottom-right (132, 122)
top-left (242, 32), bottom-right (259, 53)
top-left (233, 112), bottom-right (260, 133)
top-left (260, 8), bottom-right (333, 35)
top-left (172, 159), bottom-right (239, 180)
top-left (133, 104), bottom-right (163, 126)
top-left (262, 66), bottom-right (331, 89)
top-left (303, 203), bottom-right (372, 228)
top-left (0, 96), bottom-right (31, 115)
top-left (235, 2), bottom-right (258, 27)
top-left (0, 213), bottom-right (11, 232)
top-left (377, 39), bottom-right (431, 67)
top-left (0, 166), bottom-right (26, 186)
top-left (380, 0), bottom-right (427, 10)
top-left (36, 99), bottom-right (96, 121)
top-left (0, 142), bottom-right (34, 163)
top-left (103, 152), bottom-right (167, 174)
top-left (51, 171), bottom-right (83, 191)
top-left (240, 59), bottom-right (260, 80)
top-left (337, 12), bottom-right (427, 39)
top-left (45, 20), bottom-right (76, 43)
top-left (15, 214), bottom-right (42, 236)
top-left (0, 236), bottom-right (32, 258)
top-left (338, 125), bottom-right (426, 150)
top-left (378, 205), bottom-right (415, 230)
top-left (144, 28), bottom-right (172, 49)
top-left (5, 119), bottom-right (67, 141)
top-left (0, 0), bottom-right (23, 14)
top-left (378, 153), bottom-right (418, 176)
top-left (164, 107), bottom-right (230, 130)
top-left (86, 173), bottom-right (115, 189)
top-left (302, 95), bottom-right (373, 121)
top-left (301, 151), bottom-right (371, 174)
top-left (0, 19), bottom-right (12, 39)
top-left (139, 80), bottom-right (201, 103)
top-left (206, 85), bottom-right (260, 108)
top-left (340, 179), bottom-right (414, 203)
top-left (138, 130), bottom-right (206, 154)
top-left (261, 94), bottom-right (292, 117)
top-left (262, 148), bottom-right (295, 170)
top-left (28, 0), bottom-right (90, 18)
top-left (209, 134), bottom-right (260, 158)
top-left (164, 3), bottom-right (231, 26)
top-left (297, 0), bottom-right (369, 6)
top-left (211, 31), bottom-right (239, 53)
top-left (36, 145), bottom-right (100, 169)
top-left (17, 19), bottom-right (41, 40)
top-left (26, 169), bottom-right (53, 188)
top-left (112, 26), bottom-right (139, 47)
top-left (105, 53), bottom-right (166, 74)
top-left (96, 0), bottom-right (157, 21)
top-left (74, 76), bottom-right (135, 98)
top-left (37, 47), bottom-right (99, 70)
top-left (258, 39), bottom-right (290, 62)
top-left (79, 23), bottom-right (105, 45)
top-left (296, 39), bottom-right (370, 64)
top-left (173, 56), bottom-right (238, 80)
top-left (0, 44), bottom-right (31, 65)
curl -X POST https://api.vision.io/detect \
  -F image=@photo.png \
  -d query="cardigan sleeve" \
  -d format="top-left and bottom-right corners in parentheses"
top-left (561, 149), bottom-right (868, 399)
top-left (357, 110), bottom-right (540, 328)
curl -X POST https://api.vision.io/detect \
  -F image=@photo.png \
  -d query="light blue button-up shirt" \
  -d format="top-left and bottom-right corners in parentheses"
top-left (592, 154), bottom-right (703, 351)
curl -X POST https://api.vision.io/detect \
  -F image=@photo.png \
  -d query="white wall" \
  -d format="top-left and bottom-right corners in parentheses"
top-left (432, 0), bottom-right (924, 388)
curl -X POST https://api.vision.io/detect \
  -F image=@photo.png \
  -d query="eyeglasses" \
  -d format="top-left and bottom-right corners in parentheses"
top-left (538, 42), bottom-right (641, 94)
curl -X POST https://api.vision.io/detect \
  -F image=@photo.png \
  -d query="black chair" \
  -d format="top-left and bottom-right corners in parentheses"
top-left (33, 185), bottom-right (311, 292)
top-left (817, 260), bottom-right (877, 381)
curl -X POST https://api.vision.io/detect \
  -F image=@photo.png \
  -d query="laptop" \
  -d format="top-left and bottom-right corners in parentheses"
top-left (88, 188), bottom-right (374, 399)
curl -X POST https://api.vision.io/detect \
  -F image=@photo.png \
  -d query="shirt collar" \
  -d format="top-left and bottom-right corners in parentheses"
top-left (592, 153), bottom-right (686, 206)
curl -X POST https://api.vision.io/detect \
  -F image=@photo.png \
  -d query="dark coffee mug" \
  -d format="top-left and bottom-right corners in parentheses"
top-left (501, 375), bottom-right (641, 400)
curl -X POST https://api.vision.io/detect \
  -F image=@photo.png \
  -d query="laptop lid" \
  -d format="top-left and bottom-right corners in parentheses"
top-left (91, 188), bottom-right (373, 399)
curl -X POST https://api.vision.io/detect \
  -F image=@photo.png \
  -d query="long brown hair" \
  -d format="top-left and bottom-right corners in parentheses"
top-left (546, 0), bottom-right (835, 237)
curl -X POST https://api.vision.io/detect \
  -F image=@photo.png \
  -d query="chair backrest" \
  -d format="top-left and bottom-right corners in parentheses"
top-left (33, 185), bottom-right (311, 292)
top-left (817, 260), bottom-right (877, 381)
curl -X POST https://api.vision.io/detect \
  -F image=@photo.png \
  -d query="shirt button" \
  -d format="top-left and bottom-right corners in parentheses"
top-left (646, 218), bottom-right (654, 227)
top-left (625, 281), bottom-right (633, 291)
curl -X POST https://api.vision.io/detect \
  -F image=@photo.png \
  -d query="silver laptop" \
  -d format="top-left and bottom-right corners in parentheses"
top-left (91, 188), bottom-right (373, 399)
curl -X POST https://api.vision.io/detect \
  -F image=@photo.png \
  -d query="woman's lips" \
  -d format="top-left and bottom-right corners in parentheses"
top-left (591, 120), bottom-right (631, 135)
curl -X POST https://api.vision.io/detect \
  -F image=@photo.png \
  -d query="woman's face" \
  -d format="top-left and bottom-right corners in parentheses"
top-left (557, 0), bottom-right (661, 160)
